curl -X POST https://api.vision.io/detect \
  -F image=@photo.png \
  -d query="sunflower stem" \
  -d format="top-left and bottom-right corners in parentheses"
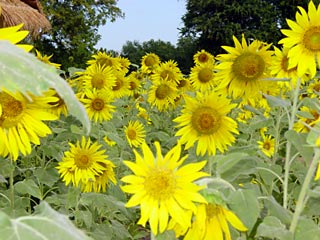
top-left (289, 148), bottom-right (320, 234)
top-left (283, 77), bottom-right (301, 209)
top-left (9, 159), bottom-right (15, 213)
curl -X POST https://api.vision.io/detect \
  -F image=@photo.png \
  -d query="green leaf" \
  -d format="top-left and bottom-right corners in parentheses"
top-left (228, 189), bottom-right (260, 231)
top-left (264, 94), bottom-right (291, 108)
top-left (0, 41), bottom-right (90, 134)
top-left (14, 179), bottom-right (42, 199)
top-left (0, 201), bottom-right (92, 240)
top-left (215, 152), bottom-right (257, 182)
top-left (264, 196), bottom-right (292, 225)
top-left (285, 130), bottom-right (313, 164)
top-left (295, 217), bottom-right (320, 240)
top-left (256, 216), bottom-right (293, 240)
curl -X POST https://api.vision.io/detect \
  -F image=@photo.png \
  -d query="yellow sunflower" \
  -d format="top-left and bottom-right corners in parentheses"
top-left (35, 50), bottom-right (61, 69)
top-left (81, 161), bottom-right (117, 193)
top-left (124, 120), bottom-right (146, 147)
top-left (315, 162), bottom-right (320, 181)
top-left (103, 135), bottom-right (117, 147)
top-left (80, 64), bottom-right (116, 91)
top-left (0, 90), bottom-right (58, 160)
top-left (306, 78), bottom-right (320, 99)
top-left (56, 137), bottom-right (111, 187)
top-left (215, 35), bottom-right (273, 99)
top-left (121, 141), bottom-right (208, 235)
top-left (184, 202), bottom-right (247, 240)
top-left (111, 71), bottom-right (131, 98)
top-left (151, 60), bottom-right (183, 85)
top-left (147, 79), bottom-right (179, 112)
top-left (79, 88), bottom-right (115, 122)
top-left (257, 134), bottom-right (275, 158)
top-left (193, 49), bottom-right (215, 65)
top-left (141, 53), bottom-right (160, 74)
top-left (174, 92), bottom-right (239, 156)
top-left (0, 23), bottom-right (33, 52)
top-left (293, 106), bottom-right (320, 132)
top-left (189, 62), bottom-right (217, 92)
top-left (87, 51), bottom-right (122, 70)
top-left (127, 72), bottom-right (143, 97)
top-left (45, 89), bottom-right (68, 117)
top-left (279, 1), bottom-right (320, 78)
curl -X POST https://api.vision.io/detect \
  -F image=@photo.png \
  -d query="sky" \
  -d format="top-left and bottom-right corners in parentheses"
top-left (95, 0), bottom-right (187, 52)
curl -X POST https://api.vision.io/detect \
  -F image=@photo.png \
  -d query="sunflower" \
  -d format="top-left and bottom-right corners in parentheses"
top-left (189, 62), bottom-right (217, 92)
top-left (215, 35), bottom-right (273, 99)
top-left (103, 135), bottom-right (117, 146)
top-left (257, 134), bottom-right (275, 158)
top-left (127, 72), bottom-right (143, 97)
top-left (306, 78), bottom-right (320, 99)
top-left (124, 120), bottom-right (146, 147)
top-left (80, 64), bottom-right (116, 91)
top-left (81, 161), bottom-right (117, 193)
top-left (121, 141), bottom-right (208, 235)
top-left (56, 137), bottom-right (111, 187)
top-left (151, 60), bottom-right (183, 85)
top-left (193, 49), bottom-right (215, 65)
top-left (0, 90), bottom-right (58, 160)
top-left (184, 202), bottom-right (247, 240)
top-left (87, 51), bottom-right (122, 70)
top-left (315, 162), bottom-right (320, 181)
top-left (174, 92), bottom-right (239, 156)
top-left (45, 89), bottom-right (68, 117)
top-left (147, 79), bottom-right (179, 111)
top-left (279, 1), bottom-right (320, 78)
top-left (35, 50), bottom-right (61, 69)
top-left (79, 88), bottom-right (115, 122)
top-left (293, 106), bottom-right (320, 132)
top-left (110, 71), bottom-right (131, 98)
top-left (141, 53), bottom-right (160, 74)
top-left (0, 23), bottom-right (33, 52)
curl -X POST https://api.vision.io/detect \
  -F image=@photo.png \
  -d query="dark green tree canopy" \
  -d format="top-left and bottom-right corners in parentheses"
top-left (180, 0), bottom-right (320, 55)
top-left (34, 0), bottom-right (123, 69)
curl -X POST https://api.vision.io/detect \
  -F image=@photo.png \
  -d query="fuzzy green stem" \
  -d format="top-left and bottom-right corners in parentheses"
top-left (289, 149), bottom-right (320, 234)
top-left (283, 78), bottom-right (301, 209)
top-left (9, 160), bottom-right (15, 213)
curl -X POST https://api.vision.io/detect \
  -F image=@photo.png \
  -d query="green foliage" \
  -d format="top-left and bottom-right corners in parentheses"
top-left (34, 0), bottom-right (124, 69)
top-left (0, 201), bottom-right (93, 240)
top-left (180, 0), bottom-right (320, 55)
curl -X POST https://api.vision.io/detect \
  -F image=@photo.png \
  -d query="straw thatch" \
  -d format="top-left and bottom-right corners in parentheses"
top-left (0, 0), bottom-right (51, 38)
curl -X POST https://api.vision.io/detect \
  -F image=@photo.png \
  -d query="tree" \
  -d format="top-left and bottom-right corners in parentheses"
top-left (34, 0), bottom-right (123, 69)
top-left (180, 0), bottom-right (320, 55)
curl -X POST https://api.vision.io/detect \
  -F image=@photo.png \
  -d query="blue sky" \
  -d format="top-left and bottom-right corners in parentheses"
top-left (96, 0), bottom-right (186, 52)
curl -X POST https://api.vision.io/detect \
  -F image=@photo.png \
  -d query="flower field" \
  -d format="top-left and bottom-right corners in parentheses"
top-left (0, 1), bottom-right (320, 240)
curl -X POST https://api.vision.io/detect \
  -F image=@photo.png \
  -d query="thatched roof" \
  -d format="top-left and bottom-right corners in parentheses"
top-left (0, 0), bottom-right (51, 38)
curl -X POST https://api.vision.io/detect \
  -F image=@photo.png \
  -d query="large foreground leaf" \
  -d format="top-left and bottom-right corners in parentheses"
top-left (0, 41), bottom-right (90, 134)
top-left (0, 201), bottom-right (92, 240)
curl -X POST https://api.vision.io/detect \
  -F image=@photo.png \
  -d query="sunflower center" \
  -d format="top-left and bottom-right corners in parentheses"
top-left (198, 68), bottom-right (213, 83)
top-left (144, 168), bottom-right (176, 200)
top-left (155, 84), bottom-right (170, 100)
top-left (75, 154), bottom-right (91, 168)
top-left (129, 81), bottom-right (137, 90)
top-left (206, 203), bottom-right (221, 219)
top-left (145, 56), bottom-right (157, 66)
top-left (91, 73), bottom-right (105, 89)
top-left (160, 70), bottom-right (174, 81)
top-left (263, 142), bottom-right (271, 150)
top-left (198, 53), bottom-right (209, 63)
top-left (191, 106), bottom-right (221, 134)
top-left (313, 83), bottom-right (320, 92)
top-left (232, 52), bottom-right (265, 81)
top-left (92, 98), bottom-right (105, 111)
top-left (112, 79), bottom-right (123, 91)
top-left (303, 27), bottom-right (320, 51)
top-left (177, 79), bottom-right (187, 88)
top-left (127, 129), bottom-right (137, 140)
top-left (97, 58), bottom-right (113, 67)
top-left (0, 92), bottom-right (24, 128)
